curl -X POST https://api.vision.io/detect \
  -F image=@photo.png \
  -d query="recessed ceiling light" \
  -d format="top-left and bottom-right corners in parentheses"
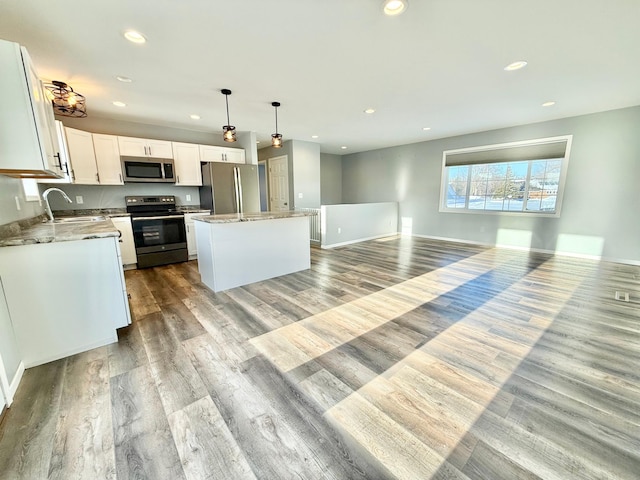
top-left (124, 30), bottom-right (146, 44)
top-left (116, 76), bottom-right (132, 83)
top-left (341, 146), bottom-right (348, 150)
top-left (504, 61), bottom-right (528, 71)
top-left (112, 101), bottom-right (126, 107)
top-left (190, 114), bottom-right (201, 120)
top-left (542, 101), bottom-right (556, 107)
top-left (383, 0), bottom-right (408, 16)
top-left (311, 135), bottom-right (319, 139)
top-left (364, 108), bottom-right (376, 114)
top-left (422, 127), bottom-right (431, 131)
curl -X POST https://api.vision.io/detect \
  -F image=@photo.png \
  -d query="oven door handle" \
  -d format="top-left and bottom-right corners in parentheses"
top-left (132, 215), bottom-right (185, 221)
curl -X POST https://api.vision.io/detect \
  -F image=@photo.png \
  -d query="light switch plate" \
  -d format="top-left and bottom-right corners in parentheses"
top-left (186, 194), bottom-right (191, 202)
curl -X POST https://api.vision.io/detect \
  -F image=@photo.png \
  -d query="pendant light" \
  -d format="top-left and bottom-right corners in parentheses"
top-left (44, 81), bottom-right (87, 117)
top-left (271, 101), bottom-right (283, 148)
top-left (221, 89), bottom-right (236, 143)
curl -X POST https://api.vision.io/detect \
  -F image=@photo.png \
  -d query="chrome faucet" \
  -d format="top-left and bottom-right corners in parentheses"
top-left (42, 187), bottom-right (73, 222)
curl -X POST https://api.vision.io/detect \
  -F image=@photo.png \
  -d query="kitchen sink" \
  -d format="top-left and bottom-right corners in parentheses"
top-left (51, 215), bottom-right (107, 223)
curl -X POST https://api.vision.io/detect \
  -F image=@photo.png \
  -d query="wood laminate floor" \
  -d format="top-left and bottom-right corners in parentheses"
top-left (0, 236), bottom-right (639, 479)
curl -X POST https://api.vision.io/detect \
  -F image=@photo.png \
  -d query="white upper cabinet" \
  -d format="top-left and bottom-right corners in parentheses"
top-left (199, 145), bottom-right (245, 164)
top-left (172, 142), bottom-right (202, 186)
top-left (118, 136), bottom-right (173, 158)
top-left (93, 134), bottom-right (123, 185)
top-left (65, 127), bottom-right (99, 184)
top-left (0, 39), bottom-right (62, 178)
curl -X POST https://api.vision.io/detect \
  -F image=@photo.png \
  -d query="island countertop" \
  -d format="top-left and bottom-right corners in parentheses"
top-left (193, 210), bottom-right (316, 224)
top-left (0, 219), bottom-right (119, 247)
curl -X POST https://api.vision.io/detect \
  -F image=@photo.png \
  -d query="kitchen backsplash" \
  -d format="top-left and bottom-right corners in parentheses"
top-left (38, 183), bottom-right (200, 210)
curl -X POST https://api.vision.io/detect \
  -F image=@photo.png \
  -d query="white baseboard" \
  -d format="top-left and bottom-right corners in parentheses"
top-left (321, 232), bottom-right (398, 249)
top-left (409, 233), bottom-right (640, 266)
top-left (7, 361), bottom-right (25, 406)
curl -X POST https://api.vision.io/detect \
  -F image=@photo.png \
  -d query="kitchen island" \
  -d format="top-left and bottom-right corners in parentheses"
top-left (194, 211), bottom-right (314, 292)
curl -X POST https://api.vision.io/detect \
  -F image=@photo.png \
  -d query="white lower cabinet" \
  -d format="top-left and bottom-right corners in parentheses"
top-left (111, 216), bottom-right (137, 266)
top-left (185, 212), bottom-right (208, 258)
top-left (0, 276), bottom-right (24, 407)
top-left (0, 237), bottom-right (131, 368)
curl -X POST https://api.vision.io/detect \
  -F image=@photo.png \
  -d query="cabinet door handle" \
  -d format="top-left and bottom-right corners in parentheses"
top-left (177, 175), bottom-right (180, 184)
top-left (148, 146), bottom-right (152, 156)
top-left (119, 173), bottom-right (123, 183)
top-left (54, 152), bottom-right (63, 170)
top-left (96, 173), bottom-right (100, 182)
top-left (144, 146), bottom-right (148, 155)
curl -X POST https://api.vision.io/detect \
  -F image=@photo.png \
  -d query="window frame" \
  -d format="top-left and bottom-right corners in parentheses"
top-left (439, 135), bottom-right (573, 218)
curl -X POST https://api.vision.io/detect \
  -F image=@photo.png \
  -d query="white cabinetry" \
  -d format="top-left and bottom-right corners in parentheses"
top-left (0, 276), bottom-right (24, 408)
top-left (185, 212), bottom-right (208, 258)
top-left (65, 127), bottom-right (99, 184)
top-left (0, 39), bottom-right (62, 178)
top-left (199, 145), bottom-right (245, 164)
top-left (111, 217), bottom-right (137, 266)
top-left (93, 134), bottom-right (123, 185)
top-left (118, 136), bottom-right (173, 158)
top-left (0, 237), bottom-right (131, 368)
top-left (173, 142), bottom-right (202, 186)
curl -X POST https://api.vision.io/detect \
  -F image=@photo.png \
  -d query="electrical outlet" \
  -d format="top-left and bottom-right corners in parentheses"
top-left (15, 196), bottom-right (21, 211)
top-left (298, 192), bottom-right (303, 199)
top-left (186, 194), bottom-right (192, 202)
top-left (338, 227), bottom-right (341, 234)
top-left (75, 196), bottom-right (83, 204)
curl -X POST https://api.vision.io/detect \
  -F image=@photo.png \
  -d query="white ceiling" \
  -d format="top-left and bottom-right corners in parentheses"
top-left (1, 0), bottom-right (639, 154)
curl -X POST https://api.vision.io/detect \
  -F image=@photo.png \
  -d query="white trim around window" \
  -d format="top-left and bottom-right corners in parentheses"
top-left (439, 135), bottom-right (573, 218)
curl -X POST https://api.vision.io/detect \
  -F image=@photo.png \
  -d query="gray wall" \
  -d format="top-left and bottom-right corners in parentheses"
top-left (39, 183), bottom-right (200, 211)
top-left (0, 176), bottom-right (44, 225)
top-left (342, 106), bottom-right (640, 263)
top-left (320, 153), bottom-right (342, 204)
top-left (291, 140), bottom-right (321, 209)
top-left (258, 141), bottom-right (294, 209)
top-left (258, 139), bottom-right (321, 209)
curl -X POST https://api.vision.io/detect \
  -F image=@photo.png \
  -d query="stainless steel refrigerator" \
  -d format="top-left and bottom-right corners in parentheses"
top-left (200, 163), bottom-right (260, 214)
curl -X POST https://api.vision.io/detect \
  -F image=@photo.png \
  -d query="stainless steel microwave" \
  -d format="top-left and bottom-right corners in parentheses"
top-left (121, 156), bottom-right (175, 183)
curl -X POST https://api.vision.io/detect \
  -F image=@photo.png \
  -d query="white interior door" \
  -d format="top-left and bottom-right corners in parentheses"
top-left (268, 155), bottom-right (289, 211)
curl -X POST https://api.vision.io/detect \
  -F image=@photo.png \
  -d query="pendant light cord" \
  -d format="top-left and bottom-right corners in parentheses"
top-left (274, 105), bottom-right (278, 134)
top-left (225, 94), bottom-right (231, 125)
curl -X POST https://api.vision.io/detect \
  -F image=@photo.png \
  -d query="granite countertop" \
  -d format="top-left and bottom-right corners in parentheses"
top-left (194, 210), bottom-right (316, 224)
top-left (0, 218), bottom-right (119, 247)
top-left (52, 208), bottom-right (128, 217)
top-left (178, 206), bottom-right (210, 214)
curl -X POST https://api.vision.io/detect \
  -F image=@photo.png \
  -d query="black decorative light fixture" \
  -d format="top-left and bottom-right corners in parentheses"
top-left (44, 81), bottom-right (87, 117)
top-left (271, 101), bottom-right (283, 148)
top-left (221, 88), bottom-right (236, 143)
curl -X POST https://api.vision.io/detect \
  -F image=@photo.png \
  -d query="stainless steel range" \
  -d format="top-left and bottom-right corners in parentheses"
top-left (126, 195), bottom-right (188, 268)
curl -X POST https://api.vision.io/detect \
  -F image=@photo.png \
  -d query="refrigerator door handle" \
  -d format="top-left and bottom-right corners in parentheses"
top-left (236, 167), bottom-right (244, 213)
top-left (233, 167), bottom-right (241, 213)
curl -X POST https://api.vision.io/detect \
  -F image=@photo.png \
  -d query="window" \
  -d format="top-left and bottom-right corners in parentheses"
top-left (440, 136), bottom-right (572, 216)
